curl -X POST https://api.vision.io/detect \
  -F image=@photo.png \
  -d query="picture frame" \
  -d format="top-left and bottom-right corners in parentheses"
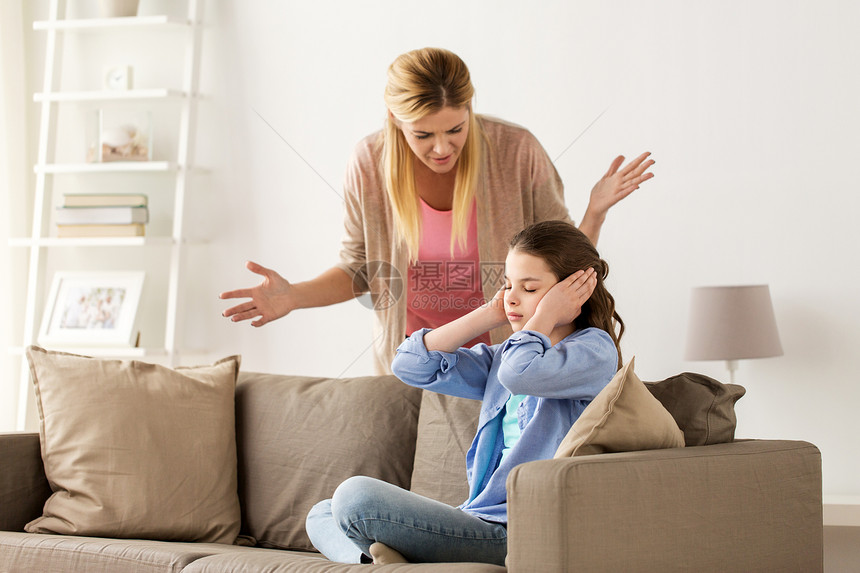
top-left (38, 271), bottom-right (144, 348)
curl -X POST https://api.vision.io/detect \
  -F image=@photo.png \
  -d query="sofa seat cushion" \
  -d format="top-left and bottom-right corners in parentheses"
top-left (183, 548), bottom-right (506, 572)
top-left (0, 532), bottom-right (247, 573)
top-left (235, 372), bottom-right (423, 551)
top-left (0, 531), bottom-right (506, 573)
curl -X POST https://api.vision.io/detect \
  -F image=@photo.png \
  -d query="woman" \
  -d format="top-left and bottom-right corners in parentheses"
top-left (220, 47), bottom-right (652, 373)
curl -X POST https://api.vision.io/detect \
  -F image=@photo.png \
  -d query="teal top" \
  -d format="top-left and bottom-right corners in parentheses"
top-left (500, 394), bottom-right (527, 465)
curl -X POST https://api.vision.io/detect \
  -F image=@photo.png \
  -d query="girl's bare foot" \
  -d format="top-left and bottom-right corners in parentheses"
top-left (369, 542), bottom-right (409, 564)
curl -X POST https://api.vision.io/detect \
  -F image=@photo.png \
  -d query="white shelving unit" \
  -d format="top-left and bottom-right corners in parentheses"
top-left (34, 161), bottom-right (179, 174)
top-left (11, 0), bottom-right (203, 430)
top-left (32, 14), bottom-right (187, 30)
top-left (34, 89), bottom-right (185, 103)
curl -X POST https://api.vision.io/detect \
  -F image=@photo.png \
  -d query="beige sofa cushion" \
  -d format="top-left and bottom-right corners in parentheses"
top-left (409, 392), bottom-right (480, 507)
top-left (0, 532), bottom-right (256, 573)
top-left (555, 357), bottom-right (685, 457)
top-left (24, 346), bottom-right (241, 544)
top-left (645, 372), bottom-right (745, 446)
top-left (235, 373), bottom-right (422, 551)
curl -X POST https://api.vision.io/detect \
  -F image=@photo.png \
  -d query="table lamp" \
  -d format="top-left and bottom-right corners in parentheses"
top-left (684, 285), bottom-right (783, 384)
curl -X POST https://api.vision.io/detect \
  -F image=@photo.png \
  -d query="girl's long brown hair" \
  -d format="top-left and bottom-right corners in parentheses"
top-left (509, 220), bottom-right (625, 369)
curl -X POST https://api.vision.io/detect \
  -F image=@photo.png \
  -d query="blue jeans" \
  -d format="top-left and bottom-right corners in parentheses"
top-left (305, 476), bottom-right (507, 565)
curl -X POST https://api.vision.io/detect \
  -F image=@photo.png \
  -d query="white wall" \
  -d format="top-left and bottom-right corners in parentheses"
top-left (7, 0), bottom-right (859, 502)
top-left (202, 0), bottom-right (860, 497)
top-left (1, 0), bottom-right (30, 429)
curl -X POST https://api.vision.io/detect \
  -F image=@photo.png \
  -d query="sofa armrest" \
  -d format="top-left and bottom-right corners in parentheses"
top-left (506, 440), bottom-right (822, 573)
top-left (0, 432), bottom-right (52, 531)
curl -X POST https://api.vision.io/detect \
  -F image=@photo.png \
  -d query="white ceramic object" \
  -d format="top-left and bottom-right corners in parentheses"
top-left (98, 0), bottom-right (140, 18)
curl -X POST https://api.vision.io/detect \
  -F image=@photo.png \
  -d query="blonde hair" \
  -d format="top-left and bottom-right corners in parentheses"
top-left (382, 47), bottom-right (483, 262)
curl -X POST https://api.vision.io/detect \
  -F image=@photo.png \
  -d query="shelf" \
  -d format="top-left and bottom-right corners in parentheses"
top-left (15, 0), bottom-right (203, 431)
top-left (8, 236), bottom-right (176, 248)
top-left (9, 346), bottom-right (166, 359)
top-left (33, 16), bottom-right (189, 31)
top-left (34, 89), bottom-right (186, 103)
top-left (35, 161), bottom-right (178, 174)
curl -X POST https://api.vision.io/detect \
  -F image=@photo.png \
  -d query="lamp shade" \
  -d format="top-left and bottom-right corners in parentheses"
top-left (684, 285), bottom-right (783, 361)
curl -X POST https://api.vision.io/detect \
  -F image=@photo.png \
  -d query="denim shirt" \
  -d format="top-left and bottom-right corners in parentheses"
top-left (392, 327), bottom-right (618, 523)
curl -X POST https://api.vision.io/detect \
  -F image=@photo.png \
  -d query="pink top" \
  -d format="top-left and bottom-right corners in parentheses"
top-left (406, 198), bottom-right (492, 347)
top-left (337, 116), bottom-right (570, 373)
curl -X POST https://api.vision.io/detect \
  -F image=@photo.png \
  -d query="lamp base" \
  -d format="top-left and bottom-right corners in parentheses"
top-left (725, 359), bottom-right (738, 385)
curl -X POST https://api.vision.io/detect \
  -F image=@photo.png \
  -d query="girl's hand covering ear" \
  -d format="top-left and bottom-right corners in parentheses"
top-left (482, 286), bottom-right (510, 330)
top-left (535, 268), bottom-right (597, 327)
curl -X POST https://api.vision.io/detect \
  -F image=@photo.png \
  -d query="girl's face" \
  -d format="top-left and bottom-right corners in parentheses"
top-left (394, 106), bottom-right (470, 174)
top-left (503, 249), bottom-right (558, 331)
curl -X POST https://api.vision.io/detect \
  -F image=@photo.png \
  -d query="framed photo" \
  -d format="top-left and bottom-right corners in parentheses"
top-left (38, 271), bottom-right (144, 348)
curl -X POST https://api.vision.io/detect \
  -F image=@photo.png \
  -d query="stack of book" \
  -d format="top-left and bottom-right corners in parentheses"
top-left (56, 194), bottom-right (149, 238)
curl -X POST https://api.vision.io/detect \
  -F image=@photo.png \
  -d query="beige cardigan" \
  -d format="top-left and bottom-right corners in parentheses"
top-left (336, 116), bottom-right (571, 373)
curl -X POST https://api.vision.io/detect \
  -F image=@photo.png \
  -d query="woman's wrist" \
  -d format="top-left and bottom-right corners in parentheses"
top-left (292, 268), bottom-right (356, 309)
top-left (578, 208), bottom-right (606, 246)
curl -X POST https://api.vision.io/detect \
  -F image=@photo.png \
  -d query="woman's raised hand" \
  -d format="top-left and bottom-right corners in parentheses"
top-left (588, 152), bottom-right (655, 217)
top-left (534, 268), bottom-right (597, 328)
top-left (219, 261), bottom-right (296, 327)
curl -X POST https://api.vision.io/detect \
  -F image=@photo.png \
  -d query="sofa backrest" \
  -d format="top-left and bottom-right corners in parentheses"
top-left (409, 392), bottom-right (479, 507)
top-left (407, 371), bottom-right (747, 508)
top-left (232, 369), bottom-right (745, 552)
top-left (234, 372), bottom-right (422, 552)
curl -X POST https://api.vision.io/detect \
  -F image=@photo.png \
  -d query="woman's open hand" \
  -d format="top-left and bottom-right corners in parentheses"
top-left (588, 152), bottom-right (655, 218)
top-left (219, 261), bottom-right (295, 327)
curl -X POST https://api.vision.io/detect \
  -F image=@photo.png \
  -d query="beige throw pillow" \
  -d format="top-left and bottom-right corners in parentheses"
top-left (25, 346), bottom-right (241, 544)
top-left (555, 357), bottom-right (685, 458)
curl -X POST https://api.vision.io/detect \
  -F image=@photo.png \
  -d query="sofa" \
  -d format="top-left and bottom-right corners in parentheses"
top-left (0, 348), bottom-right (823, 572)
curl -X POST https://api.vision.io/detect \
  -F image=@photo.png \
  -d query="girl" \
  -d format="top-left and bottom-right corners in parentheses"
top-left (221, 47), bottom-right (651, 373)
top-left (305, 220), bottom-right (624, 565)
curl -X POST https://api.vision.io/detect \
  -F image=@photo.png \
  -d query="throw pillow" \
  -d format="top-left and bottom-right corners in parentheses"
top-left (24, 346), bottom-right (241, 544)
top-left (234, 372), bottom-right (422, 551)
top-left (555, 357), bottom-right (685, 458)
top-left (645, 372), bottom-right (746, 446)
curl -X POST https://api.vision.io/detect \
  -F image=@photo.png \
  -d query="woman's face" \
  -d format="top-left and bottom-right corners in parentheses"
top-left (503, 249), bottom-right (558, 332)
top-left (394, 106), bottom-right (470, 174)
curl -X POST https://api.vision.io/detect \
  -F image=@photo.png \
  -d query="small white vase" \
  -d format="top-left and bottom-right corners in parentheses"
top-left (98, 0), bottom-right (140, 18)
